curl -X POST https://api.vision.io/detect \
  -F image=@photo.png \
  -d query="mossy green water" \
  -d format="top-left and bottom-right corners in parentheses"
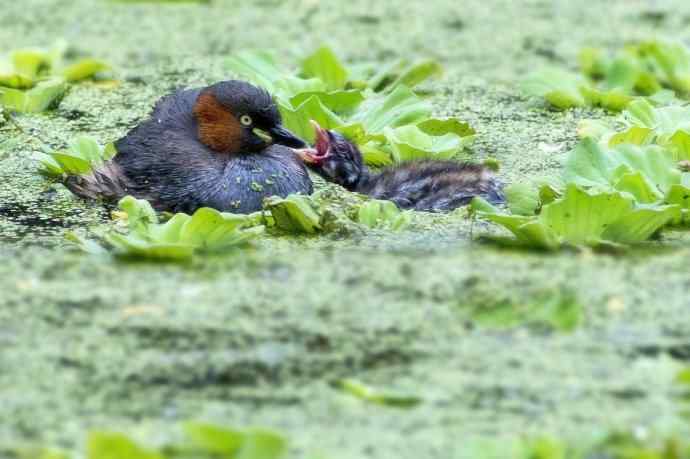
top-left (2, 1), bottom-right (690, 457)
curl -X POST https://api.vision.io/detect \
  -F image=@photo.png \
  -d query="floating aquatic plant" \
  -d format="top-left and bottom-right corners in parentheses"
top-left (357, 199), bottom-right (412, 231)
top-left (473, 184), bottom-right (678, 250)
top-left (69, 196), bottom-right (264, 260)
top-left (332, 379), bottom-right (422, 408)
top-left (38, 136), bottom-right (117, 176)
top-left (264, 192), bottom-right (412, 234)
top-left (0, 42), bottom-right (111, 113)
top-left (475, 102), bottom-right (690, 250)
top-left (226, 46), bottom-right (474, 166)
top-left (523, 39), bottom-right (690, 111)
top-left (12, 422), bottom-right (287, 459)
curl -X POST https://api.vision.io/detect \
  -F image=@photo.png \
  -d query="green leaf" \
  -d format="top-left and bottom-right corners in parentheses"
top-left (62, 58), bottom-right (110, 82)
top-left (665, 184), bottom-right (690, 225)
top-left (384, 125), bottom-right (465, 162)
top-left (333, 379), bottom-right (421, 408)
top-left (40, 137), bottom-right (115, 176)
top-left (301, 46), bottom-right (348, 91)
top-left (1, 78), bottom-right (67, 113)
top-left (540, 186), bottom-right (633, 245)
top-left (290, 89), bottom-right (364, 114)
top-left (97, 197), bottom-right (263, 260)
top-left (278, 96), bottom-right (343, 144)
top-left (178, 208), bottom-right (260, 250)
top-left (236, 429), bottom-right (287, 459)
top-left (357, 200), bottom-right (411, 230)
top-left (367, 59), bottom-right (442, 92)
top-left (416, 117), bottom-right (475, 138)
top-left (384, 59), bottom-right (443, 92)
top-left (11, 49), bottom-right (50, 80)
top-left (608, 126), bottom-right (653, 147)
top-left (613, 171), bottom-right (663, 203)
top-left (505, 183), bottom-right (541, 216)
top-left (264, 194), bottom-right (321, 234)
top-left (0, 72), bottom-right (34, 89)
top-left (225, 51), bottom-right (282, 93)
top-left (602, 205), bottom-right (678, 243)
top-left (522, 68), bottom-right (586, 109)
top-left (119, 196), bottom-right (159, 233)
top-left (359, 142), bottom-right (394, 167)
top-left (351, 85), bottom-right (431, 134)
top-left (49, 152), bottom-right (92, 175)
top-left (477, 185), bottom-right (675, 249)
top-left (580, 85), bottom-right (634, 112)
top-left (87, 432), bottom-right (164, 459)
top-left (183, 422), bottom-right (244, 455)
top-left (274, 76), bottom-right (326, 100)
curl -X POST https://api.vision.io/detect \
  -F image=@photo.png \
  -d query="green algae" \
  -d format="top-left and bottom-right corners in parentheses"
top-left (2, 1), bottom-right (690, 458)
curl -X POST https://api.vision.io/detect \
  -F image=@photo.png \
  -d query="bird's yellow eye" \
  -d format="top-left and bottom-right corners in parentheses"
top-left (240, 114), bottom-right (253, 126)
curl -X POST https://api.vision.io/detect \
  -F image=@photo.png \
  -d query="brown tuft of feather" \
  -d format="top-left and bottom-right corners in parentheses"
top-left (63, 161), bottom-right (133, 204)
top-left (193, 92), bottom-right (243, 153)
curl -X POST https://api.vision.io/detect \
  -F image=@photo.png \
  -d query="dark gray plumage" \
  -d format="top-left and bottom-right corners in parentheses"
top-left (65, 80), bottom-right (312, 214)
top-left (297, 123), bottom-right (504, 212)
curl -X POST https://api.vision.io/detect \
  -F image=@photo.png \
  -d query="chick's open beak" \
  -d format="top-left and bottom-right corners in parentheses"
top-left (294, 120), bottom-right (331, 165)
top-left (269, 125), bottom-right (307, 148)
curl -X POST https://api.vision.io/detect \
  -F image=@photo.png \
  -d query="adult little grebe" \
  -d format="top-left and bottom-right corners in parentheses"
top-left (296, 121), bottom-right (504, 212)
top-left (66, 80), bottom-right (312, 214)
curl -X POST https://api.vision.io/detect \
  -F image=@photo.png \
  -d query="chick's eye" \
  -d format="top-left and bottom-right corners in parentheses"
top-left (240, 115), bottom-right (253, 126)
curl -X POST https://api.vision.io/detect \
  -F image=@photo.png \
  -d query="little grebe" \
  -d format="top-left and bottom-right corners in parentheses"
top-left (296, 121), bottom-right (504, 212)
top-left (66, 80), bottom-right (313, 214)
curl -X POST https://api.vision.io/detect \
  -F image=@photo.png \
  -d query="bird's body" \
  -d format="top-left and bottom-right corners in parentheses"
top-left (356, 160), bottom-right (504, 212)
top-left (65, 81), bottom-right (312, 214)
top-left (296, 122), bottom-right (504, 212)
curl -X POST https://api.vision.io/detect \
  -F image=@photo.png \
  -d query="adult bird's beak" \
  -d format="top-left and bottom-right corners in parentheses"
top-left (269, 125), bottom-right (307, 148)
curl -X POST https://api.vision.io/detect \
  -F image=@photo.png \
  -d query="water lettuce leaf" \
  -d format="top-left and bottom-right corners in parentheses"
top-left (0, 43), bottom-right (111, 112)
top-left (226, 48), bottom-right (468, 165)
top-left (332, 379), bottom-right (421, 408)
top-left (71, 196), bottom-right (264, 260)
top-left (39, 136), bottom-right (116, 176)
top-left (526, 40), bottom-right (690, 111)
top-left (522, 68), bottom-right (586, 109)
top-left (278, 96), bottom-right (343, 144)
top-left (384, 125), bottom-right (467, 162)
top-left (563, 138), bottom-right (690, 210)
top-left (300, 46), bottom-right (348, 91)
top-left (0, 78), bottom-right (67, 113)
top-left (87, 432), bottom-right (164, 459)
top-left (357, 199), bottom-right (412, 231)
top-left (474, 184), bottom-right (678, 249)
top-left (62, 58), bottom-right (110, 82)
top-left (263, 194), bottom-right (322, 234)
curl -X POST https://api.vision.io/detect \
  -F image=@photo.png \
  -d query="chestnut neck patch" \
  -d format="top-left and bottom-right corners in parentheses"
top-left (193, 92), bottom-right (243, 153)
